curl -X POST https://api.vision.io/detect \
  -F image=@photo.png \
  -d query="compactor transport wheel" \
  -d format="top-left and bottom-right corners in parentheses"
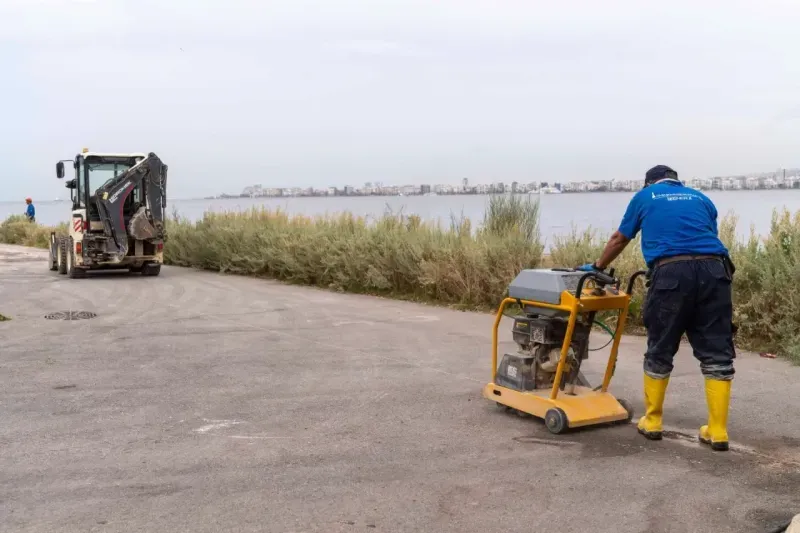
top-left (57, 238), bottom-right (67, 275)
top-left (618, 398), bottom-right (635, 423)
top-left (544, 408), bottom-right (569, 434)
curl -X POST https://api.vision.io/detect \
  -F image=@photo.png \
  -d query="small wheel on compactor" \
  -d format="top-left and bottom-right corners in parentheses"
top-left (618, 398), bottom-right (635, 423)
top-left (544, 408), bottom-right (569, 434)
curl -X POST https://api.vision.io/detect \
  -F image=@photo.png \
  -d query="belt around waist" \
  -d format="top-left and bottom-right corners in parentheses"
top-left (654, 254), bottom-right (721, 268)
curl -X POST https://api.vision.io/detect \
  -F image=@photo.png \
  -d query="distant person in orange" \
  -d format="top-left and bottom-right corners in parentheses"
top-left (25, 198), bottom-right (35, 222)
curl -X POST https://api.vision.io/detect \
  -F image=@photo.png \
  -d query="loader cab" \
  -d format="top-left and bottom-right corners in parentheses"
top-left (57, 151), bottom-right (147, 229)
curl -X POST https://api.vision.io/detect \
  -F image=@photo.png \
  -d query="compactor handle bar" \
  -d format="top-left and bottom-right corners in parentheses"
top-left (574, 270), bottom-right (618, 297)
top-left (626, 270), bottom-right (648, 296)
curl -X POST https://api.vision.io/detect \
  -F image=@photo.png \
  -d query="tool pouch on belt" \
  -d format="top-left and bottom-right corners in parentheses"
top-left (722, 254), bottom-right (736, 280)
top-left (721, 255), bottom-right (739, 337)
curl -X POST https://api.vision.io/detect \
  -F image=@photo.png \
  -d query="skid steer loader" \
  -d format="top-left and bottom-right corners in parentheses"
top-left (49, 149), bottom-right (168, 278)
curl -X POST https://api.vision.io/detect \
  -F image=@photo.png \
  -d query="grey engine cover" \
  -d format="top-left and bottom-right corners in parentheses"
top-left (507, 269), bottom-right (584, 317)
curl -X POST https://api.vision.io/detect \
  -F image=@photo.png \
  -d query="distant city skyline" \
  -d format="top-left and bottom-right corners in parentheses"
top-left (212, 167), bottom-right (800, 199)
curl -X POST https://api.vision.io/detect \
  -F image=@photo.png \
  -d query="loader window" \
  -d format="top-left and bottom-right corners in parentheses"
top-left (87, 162), bottom-right (134, 193)
top-left (83, 157), bottom-right (138, 219)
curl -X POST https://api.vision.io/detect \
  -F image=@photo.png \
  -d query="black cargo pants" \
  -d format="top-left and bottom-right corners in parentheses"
top-left (642, 258), bottom-right (735, 380)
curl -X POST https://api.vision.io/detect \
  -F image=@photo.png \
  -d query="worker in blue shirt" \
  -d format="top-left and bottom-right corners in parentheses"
top-left (577, 165), bottom-right (735, 451)
top-left (25, 198), bottom-right (35, 222)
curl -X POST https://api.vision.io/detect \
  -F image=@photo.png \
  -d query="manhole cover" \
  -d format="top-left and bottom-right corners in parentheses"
top-left (45, 311), bottom-right (97, 320)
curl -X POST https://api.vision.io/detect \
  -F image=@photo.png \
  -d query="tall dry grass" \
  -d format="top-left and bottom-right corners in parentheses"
top-left (724, 209), bottom-right (800, 362)
top-left (2, 199), bottom-right (798, 362)
top-left (164, 195), bottom-right (545, 309)
top-left (0, 215), bottom-right (67, 248)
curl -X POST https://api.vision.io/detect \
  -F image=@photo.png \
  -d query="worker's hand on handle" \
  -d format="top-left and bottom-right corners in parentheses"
top-left (575, 264), bottom-right (617, 290)
top-left (575, 262), bottom-right (601, 273)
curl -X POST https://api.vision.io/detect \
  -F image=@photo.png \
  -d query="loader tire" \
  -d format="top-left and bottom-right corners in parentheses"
top-left (67, 239), bottom-right (86, 279)
top-left (57, 238), bottom-right (67, 275)
top-left (142, 263), bottom-right (161, 277)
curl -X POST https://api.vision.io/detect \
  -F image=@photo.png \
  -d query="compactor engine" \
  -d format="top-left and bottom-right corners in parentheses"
top-left (499, 270), bottom-right (593, 393)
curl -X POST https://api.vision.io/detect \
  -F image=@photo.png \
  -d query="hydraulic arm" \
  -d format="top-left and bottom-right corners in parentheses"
top-left (93, 152), bottom-right (168, 259)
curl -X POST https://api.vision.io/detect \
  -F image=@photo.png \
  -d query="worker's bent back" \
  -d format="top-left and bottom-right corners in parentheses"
top-left (617, 180), bottom-right (728, 268)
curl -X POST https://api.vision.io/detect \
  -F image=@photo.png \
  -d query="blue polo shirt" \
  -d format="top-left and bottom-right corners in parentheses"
top-left (618, 180), bottom-right (728, 267)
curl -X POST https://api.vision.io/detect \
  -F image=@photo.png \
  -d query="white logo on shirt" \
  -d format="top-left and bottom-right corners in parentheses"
top-left (651, 191), bottom-right (700, 202)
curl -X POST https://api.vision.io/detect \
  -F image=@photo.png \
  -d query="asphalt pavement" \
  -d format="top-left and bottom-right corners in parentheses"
top-left (1, 243), bottom-right (798, 533)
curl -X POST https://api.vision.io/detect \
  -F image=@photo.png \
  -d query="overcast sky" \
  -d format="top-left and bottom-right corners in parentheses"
top-left (2, 0), bottom-right (799, 200)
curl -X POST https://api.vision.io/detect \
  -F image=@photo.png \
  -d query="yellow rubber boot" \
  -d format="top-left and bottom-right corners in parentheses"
top-left (637, 374), bottom-right (669, 440)
top-left (699, 378), bottom-right (731, 451)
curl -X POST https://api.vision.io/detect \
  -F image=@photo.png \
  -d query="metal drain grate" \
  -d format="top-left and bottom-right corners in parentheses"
top-left (45, 311), bottom-right (97, 321)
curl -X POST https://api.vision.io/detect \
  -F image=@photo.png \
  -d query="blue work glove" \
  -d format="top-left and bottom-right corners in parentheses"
top-left (575, 262), bottom-right (599, 272)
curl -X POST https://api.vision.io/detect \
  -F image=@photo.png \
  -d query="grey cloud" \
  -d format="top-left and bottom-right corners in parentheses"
top-left (2, 0), bottom-right (799, 200)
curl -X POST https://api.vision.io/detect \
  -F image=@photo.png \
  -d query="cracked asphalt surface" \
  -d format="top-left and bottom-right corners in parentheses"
top-left (1, 243), bottom-right (799, 533)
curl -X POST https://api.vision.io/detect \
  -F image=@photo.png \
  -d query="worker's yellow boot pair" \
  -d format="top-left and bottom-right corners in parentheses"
top-left (637, 374), bottom-right (731, 451)
top-left (637, 374), bottom-right (669, 440)
top-left (698, 378), bottom-right (732, 451)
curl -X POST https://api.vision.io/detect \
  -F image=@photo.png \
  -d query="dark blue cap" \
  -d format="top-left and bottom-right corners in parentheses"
top-left (645, 165), bottom-right (678, 186)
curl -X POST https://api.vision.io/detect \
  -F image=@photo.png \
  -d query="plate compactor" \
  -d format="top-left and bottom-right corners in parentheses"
top-left (483, 267), bottom-right (645, 434)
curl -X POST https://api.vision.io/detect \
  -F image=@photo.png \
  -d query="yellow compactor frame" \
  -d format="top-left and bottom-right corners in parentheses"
top-left (483, 284), bottom-right (635, 434)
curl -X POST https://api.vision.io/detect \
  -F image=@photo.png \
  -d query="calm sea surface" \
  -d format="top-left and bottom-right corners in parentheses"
top-left (2, 190), bottom-right (798, 247)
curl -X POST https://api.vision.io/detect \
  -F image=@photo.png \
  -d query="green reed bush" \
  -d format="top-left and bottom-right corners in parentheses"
top-left (0, 215), bottom-right (67, 248)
